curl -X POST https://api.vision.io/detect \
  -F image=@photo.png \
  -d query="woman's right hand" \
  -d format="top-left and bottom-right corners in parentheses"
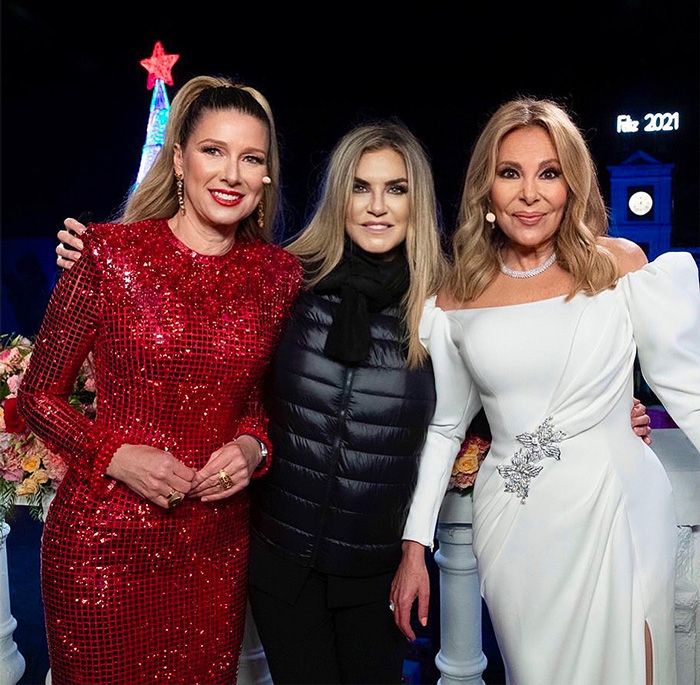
top-left (56, 217), bottom-right (87, 270)
top-left (106, 444), bottom-right (196, 509)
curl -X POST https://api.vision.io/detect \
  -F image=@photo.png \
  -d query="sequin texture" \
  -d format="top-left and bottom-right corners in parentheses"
top-left (18, 219), bottom-right (302, 684)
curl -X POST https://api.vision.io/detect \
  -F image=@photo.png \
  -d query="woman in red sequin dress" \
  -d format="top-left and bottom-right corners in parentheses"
top-left (18, 76), bottom-right (301, 685)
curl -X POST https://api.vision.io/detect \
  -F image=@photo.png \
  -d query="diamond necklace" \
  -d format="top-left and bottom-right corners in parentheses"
top-left (497, 251), bottom-right (557, 279)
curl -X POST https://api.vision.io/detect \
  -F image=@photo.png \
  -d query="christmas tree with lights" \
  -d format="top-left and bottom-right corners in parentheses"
top-left (134, 41), bottom-right (179, 187)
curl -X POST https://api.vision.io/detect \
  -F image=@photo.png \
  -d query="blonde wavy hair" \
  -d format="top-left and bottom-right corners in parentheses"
top-left (448, 97), bottom-right (618, 302)
top-left (120, 75), bottom-right (280, 242)
top-left (286, 122), bottom-right (447, 367)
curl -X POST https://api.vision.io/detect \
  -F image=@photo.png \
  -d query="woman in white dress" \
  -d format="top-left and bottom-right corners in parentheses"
top-left (393, 97), bottom-right (700, 684)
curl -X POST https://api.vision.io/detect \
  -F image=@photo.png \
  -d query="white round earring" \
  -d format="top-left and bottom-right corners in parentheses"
top-left (262, 176), bottom-right (272, 185)
top-left (485, 211), bottom-right (496, 229)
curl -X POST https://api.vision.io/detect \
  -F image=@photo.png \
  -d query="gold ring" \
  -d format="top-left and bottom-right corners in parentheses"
top-left (218, 469), bottom-right (233, 491)
top-left (166, 490), bottom-right (184, 508)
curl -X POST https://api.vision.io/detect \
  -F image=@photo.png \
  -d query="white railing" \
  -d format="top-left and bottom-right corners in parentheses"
top-left (434, 492), bottom-right (487, 684)
top-left (0, 524), bottom-right (24, 685)
top-left (2, 428), bottom-right (699, 685)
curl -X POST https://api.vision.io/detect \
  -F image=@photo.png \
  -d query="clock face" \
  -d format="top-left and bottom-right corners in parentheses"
top-left (628, 190), bottom-right (654, 217)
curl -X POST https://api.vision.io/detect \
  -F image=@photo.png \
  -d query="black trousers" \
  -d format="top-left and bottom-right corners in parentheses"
top-left (248, 568), bottom-right (407, 684)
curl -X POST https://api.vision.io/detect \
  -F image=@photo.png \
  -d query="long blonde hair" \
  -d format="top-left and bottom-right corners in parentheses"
top-left (286, 122), bottom-right (446, 367)
top-left (120, 75), bottom-right (280, 242)
top-left (448, 97), bottom-right (618, 302)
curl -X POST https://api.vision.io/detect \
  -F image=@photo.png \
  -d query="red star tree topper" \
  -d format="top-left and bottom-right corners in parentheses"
top-left (140, 41), bottom-right (179, 89)
top-left (134, 41), bottom-right (179, 186)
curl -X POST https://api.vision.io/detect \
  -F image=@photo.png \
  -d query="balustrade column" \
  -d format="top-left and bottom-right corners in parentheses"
top-left (237, 602), bottom-right (272, 685)
top-left (434, 492), bottom-right (487, 685)
top-left (0, 524), bottom-right (25, 685)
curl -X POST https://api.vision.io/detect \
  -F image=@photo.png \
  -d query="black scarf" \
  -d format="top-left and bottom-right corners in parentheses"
top-left (313, 240), bottom-right (410, 364)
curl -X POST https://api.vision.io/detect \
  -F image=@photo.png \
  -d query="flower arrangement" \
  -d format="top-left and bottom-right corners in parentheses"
top-left (0, 334), bottom-right (96, 523)
top-left (447, 432), bottom-right (491, 496)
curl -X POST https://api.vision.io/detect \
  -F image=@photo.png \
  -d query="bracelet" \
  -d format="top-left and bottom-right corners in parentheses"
top-left (251, 437), bottom-right (268, 467)
top-left (236, 436), bottom-right (268, 467)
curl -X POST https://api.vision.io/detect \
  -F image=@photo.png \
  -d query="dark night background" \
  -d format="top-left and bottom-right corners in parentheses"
top-left (0, 2), bottom-right (699, 683)
top-left (2, 1), bottom-right (699, 249)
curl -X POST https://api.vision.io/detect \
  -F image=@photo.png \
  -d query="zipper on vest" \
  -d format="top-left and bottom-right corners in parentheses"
top-left (310, 366), bottom-right (356, 566)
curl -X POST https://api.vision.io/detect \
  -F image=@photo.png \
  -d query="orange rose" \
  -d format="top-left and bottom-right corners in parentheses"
top-left (16, 477), bottom-right (39, 496)
top-left (21, 455), bottom-right (41, 473)
top-left (448, 433), bottom-right (492, 493)
top-left (453, 450), bottom-right (480, 476)
top-left (32, 469), bottom-right (49, 484)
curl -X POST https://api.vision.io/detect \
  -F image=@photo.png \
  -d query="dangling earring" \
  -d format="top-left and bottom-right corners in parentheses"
top-left (175, 173), bottom-right (185, 215)
top-left (256, 202), bottom-right (265, 229)
top-left (485, 211), bottom-right (496, 230)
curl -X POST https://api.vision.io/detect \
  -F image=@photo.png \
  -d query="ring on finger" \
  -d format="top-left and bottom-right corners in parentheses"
top-left (218, 469), bottom-right (234, 491)
top-left (166, 490), bottom-right (184, 509)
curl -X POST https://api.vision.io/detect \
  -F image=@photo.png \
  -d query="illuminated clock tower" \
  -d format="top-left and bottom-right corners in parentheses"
top-left (607, 150), bottom-right (674, 259)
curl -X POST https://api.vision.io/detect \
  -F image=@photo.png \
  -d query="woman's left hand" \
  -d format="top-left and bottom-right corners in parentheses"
top-left (632, 397), bottom-right (652, 446)
top-left (391, 540), bottom-right (430, 641)
top-left (189, 436), bottom-right (262, 501)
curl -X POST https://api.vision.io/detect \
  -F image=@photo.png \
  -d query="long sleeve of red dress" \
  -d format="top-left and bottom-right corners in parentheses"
top-left (18, 219), bottom-right (302, 685)
top-left (18, 229), bottom-right (123, 496)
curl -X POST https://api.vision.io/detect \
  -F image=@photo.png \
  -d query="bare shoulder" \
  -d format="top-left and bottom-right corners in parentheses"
top-left (598, 236), bottom-right (648, 276)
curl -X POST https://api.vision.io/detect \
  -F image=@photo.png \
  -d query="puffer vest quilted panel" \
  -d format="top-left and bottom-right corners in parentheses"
top-left (251, 291), bottom-right (436, 576)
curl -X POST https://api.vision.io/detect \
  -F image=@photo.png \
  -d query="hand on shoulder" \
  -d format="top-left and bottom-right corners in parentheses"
top-left (598, 236), bottom-right (648, 276)
top-left (56, 217), bottom-right (88, 270)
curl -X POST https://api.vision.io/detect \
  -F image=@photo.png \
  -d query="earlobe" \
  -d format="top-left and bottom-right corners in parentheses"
top-left (173, 144), bottom-right (183, 176)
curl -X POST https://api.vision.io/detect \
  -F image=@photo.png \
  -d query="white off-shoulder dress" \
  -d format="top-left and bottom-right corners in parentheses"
top-left (404, 252), bottom-right (700, 684)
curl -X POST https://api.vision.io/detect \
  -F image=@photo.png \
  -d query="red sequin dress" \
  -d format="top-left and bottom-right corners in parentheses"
top-left (18, 219), bottom-right (302, 685)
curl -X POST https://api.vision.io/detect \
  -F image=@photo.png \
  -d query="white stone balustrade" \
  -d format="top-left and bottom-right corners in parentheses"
top-left (0, 524), bottom-right (24, 685)
top-left (2, 427), bottom-right (700, 684)
top-left (434, 491), bottom-right (487, 685)
top-left (238, 602), bottom-right (272, 685)
top-left (654, 429), bottom-right (700, 684)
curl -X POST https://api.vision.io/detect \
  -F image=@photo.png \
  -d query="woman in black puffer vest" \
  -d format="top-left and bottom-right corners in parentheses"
top-left (248, 121), bottom-right (447, 684)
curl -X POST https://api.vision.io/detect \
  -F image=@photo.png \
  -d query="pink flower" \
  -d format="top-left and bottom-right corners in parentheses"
top-left (43, 450), bottom-right (68, 484)
top-left (85, 377), bottom-right (97, 393)
top-left (0, 348), bottom-right (20, 364)
top-left (6, 375), bottom-right (22, 395)
top-left (0, 446), bottom-right (24, 482)
top-left (1, 467), bottom-right (24, 482)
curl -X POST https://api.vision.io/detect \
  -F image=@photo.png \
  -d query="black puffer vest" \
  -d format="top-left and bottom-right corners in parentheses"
top-left (251, 290), bottom-right (436, 577)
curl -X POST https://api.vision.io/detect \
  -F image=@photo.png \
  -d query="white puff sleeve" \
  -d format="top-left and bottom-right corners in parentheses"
top-left (402, 296), bottom-right (482, 547)
top-left (621, 252), bottom-right (700, 448)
